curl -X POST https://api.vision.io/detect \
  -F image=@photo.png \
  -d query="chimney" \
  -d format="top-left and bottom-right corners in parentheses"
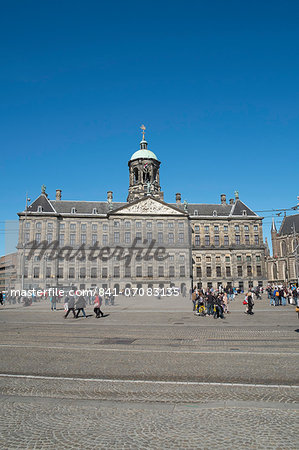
top-left (229, 198), bottom-right (234, 205)
top-left (220, 194), bottom-right (226, 205)
top-left (107, 191), bottom-right (113, 202)
top-left (176, 193), bottom-right (181, 204)
top-left (56, 189), bottom-right (62, 201)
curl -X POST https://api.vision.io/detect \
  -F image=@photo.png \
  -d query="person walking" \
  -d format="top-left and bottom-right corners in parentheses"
top-left (64, 297), bottom-right (76, 318)
top-left (94, 294), bottom-right (104, 318)
top-left (0, 292), bottom-right (3, 305)
top-left (50, 295), bottom-right (57, 311)
top-left (246, 292), bottom-right (254, 315)
top-left (75, 295), bottom-right (87, 318)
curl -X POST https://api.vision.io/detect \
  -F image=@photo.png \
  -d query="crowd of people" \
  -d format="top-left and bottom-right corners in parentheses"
top-left (266, 284), bottom-right (299, 307)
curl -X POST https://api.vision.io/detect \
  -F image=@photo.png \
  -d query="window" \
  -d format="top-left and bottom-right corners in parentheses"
top-left (178, 232), bottom-right (184, 243)
top-left (244, 225), bottom-right (249, 231)
top-left (35, 233), bottom-right (41, 243)
top-left (224, 235), bottom-right (229, 246)
top-left (70, 223), bottom-right (76, 230)
top-left (196, 266), bottom-right (202, 278)
top-left (158, 232), bottom-right (163, 244)
top-left (245, 235), bottom-right (250, 244)
top-left (256, 255), bottom-right (261, 262)
top-left (91, 268), bottom-right (97, 278)
top-left (148, 266), bottom-right (153, 277)
top-left (179, 254), bottom-right (185, 263)
top-left (204, 226), bottom-right (209, 232)
top-left (225, 256), bottom-right (230, 263)
top-left (102, 234), bottom-right (108, 245)
top-left (69, 267), bottom-right (75, 279)
top-left (33, 267), bottom-right (40, 278)
top-left (178, 222), bottom-right (184, 229)
top-left (46, 267), bottom-right (51, 278)
top-left (213, 210), bottom-right (217, 216)
top-left (216, 266), bottom-right (221, 277)
top-left (237, 266), bottom-right (243, 277)
top-left (205, 235), bottom-right (210, 246)
top-left (168, 222), bottom-right (174, 229)
top-left (136, 221), bottom-right (141, 228)
top-left (247, 265), bottom-right (252, 276)
top-left (195, 235), bottom-right (200, 246)
top-left (146, 222), bottom-right (152, 229)
top-left (254, 235), bottom-right (259, 245)
top-left (180, 266), bottom-right (185, 277)
top-left (169, 255), bottom-right (174, 261)
top-left (125, 232), bottom-right (131, 244)
top-left (103, 223), bottom-right (108, 231)
top-left (246, 255), bottom-right (251, 262)
top-left (24, 232), bottom-right (30, 243)
top-left (235, 225), bottom-right (240, 231)
top-left (157, 222), bottom-right (163, 229)
top-left (158, 266), bottom-right (164, 277)
top-left (47, 222), bottom-right (53, 230)
top-left (25, 222), bottom-right (30, 229)
top-left (59, 234), bottom-right (64, 246)
top-left (257, 265), bottom-right (262, 276)
top-left (58, 267), bottom-right (63, 279)
top-left (125, 221), bottom-right (131, 228)
top-left (81, 224), bottom-right (86, 231)
top-left (24, 267), bottom-right (28, 278)
top-left (114, 221), bottom-right (120, 227)
top-left (92, 208), bottom-right (97, 214)
top-left (254, 225), bottom-right (258, 231)
top-left (206, 256), bottom-right (211, 262)
top-left (47, 233), bottom-right (53, 244)
top-left (196, 256), bottom-right (201, 262)
top-left (36, 222), bottom-right (42, 229)
top-left (71, 207), bottom-right (76, 214)
top-left (169, 266), bottom-right (175, 277)
top-left (214, 235), bottom-right (220, 246)
top-left (102, 267), bottom-right (108, 278)
top-left (92, 224), bottom-right (97, 231)
top-left (194, 210), bottom-right (198, 215)
top-left (237, 255), bottom-right (242, 262)
top-left (125, 266), bottom-right (131, 277)
top-left (113, 266), bottom-right (120, 277)
top-left (70, 234), bottom-right (76, 246)
top-left (92, 234), bottom-right (97, 245)
top-left (214, 225), bottom-right (219, 232)
top-left (81, 234), bottom-right (86, 244)
top-left (194, 225), bottom-right (200, 232)
top-left (168, 233), bottom-right (174, 244)
top-left (37, 206), bottom-right (43, 212)
top-left (136, 231), bottom-right (142, 241)
top-left (224, 225), bottom-right (228, 232)
top-left (136, 266), bottom-right (142, 277)
top-left (206, 266), bottom-right (212, 277)
top-left (114, 232), bottom-right (120, 244)
top-left (242, 210), bottom-right (247, 216)
top-left (80, 267), bottom-right (86, 278)
top-left (146, 232), bottom-right (152, 241)
top-left (216, 256), bottom-right (221, 263)
top-left (226, 266), bottom-right (231, 277)
top-left (235, 235), bottom-right (240, 245)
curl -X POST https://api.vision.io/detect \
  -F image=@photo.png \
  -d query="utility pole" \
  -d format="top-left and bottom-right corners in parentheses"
top-left (293, 222), bottom-right (299, 286)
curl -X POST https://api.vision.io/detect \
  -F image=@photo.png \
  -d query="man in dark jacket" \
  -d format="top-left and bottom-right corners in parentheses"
top-left (206, 293), bottom-right (214, 316)
top-left (247, 293), bottom-right (254, 315)
top-left (75, 296), bottom-right (87, 318)
top-left (64, 297), bottom-right (76, 318)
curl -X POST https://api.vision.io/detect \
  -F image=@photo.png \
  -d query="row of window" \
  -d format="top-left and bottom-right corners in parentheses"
top-left (28, 265), bottom-right (186, 279)
top-left (195, 255), bottom-right (261, 262)
top-left (194, 234), bottom-right (260, 246)
top-left (26, 231), bottom-right (186, 245)
top-left (194, 224), bottom-right (259, 232)
top-left (195, 265), bottom-right (262, 278)
top-left (25, 221), bottom-right (185, 231)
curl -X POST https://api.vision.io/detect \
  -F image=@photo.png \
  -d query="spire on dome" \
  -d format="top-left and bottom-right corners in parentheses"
top-left (271, 217), bottom-right (277, 233)
top-left (139, 124), bottom-right (148, 149)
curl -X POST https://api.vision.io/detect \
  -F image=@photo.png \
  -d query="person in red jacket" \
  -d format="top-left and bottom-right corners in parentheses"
top-left (94, 294), bottom-right (104, 318)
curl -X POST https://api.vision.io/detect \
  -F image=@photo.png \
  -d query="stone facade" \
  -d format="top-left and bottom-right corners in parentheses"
top-left (267, 215), bottom-right (299, 285)
top-left (16, 133), bottom-right (267, 292)
top-left (0, 252), bottom-right (17, 292)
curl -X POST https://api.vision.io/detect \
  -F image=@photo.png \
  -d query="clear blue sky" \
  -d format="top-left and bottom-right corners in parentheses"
top-left (1, 0), bottom-right (298, 254)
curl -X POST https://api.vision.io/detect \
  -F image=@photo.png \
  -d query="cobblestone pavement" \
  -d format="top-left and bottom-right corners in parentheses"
top-left (0, 294), bottom-right (298, 448)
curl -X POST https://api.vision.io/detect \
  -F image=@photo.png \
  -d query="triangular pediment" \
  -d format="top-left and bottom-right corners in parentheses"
top-left (110, 196), bottom-right (187, 216)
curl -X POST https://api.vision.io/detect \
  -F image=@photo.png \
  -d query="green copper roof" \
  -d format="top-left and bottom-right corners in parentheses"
top-left (130, 149), bottom-right (158, 161)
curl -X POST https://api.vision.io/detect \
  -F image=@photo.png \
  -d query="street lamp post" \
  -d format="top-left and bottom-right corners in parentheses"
top-left (21, 194), bottom-right (30, 291)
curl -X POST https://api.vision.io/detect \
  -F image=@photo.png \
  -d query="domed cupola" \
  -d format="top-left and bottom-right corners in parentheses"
top-left (127, 125), bottom-right (163, 202)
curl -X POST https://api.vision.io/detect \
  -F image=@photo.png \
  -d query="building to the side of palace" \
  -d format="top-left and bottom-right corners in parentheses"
top-left (16, 132), bottom-right (267, 292)
top-left (267, 214), bottom-right (299, 285)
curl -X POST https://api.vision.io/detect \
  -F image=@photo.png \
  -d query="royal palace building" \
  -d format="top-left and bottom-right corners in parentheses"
top-left (16, 130), bottom-right (267, 293)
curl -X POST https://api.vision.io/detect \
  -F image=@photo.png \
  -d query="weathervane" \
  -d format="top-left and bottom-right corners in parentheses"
top-left (140, 124), bottom-right (146, 140)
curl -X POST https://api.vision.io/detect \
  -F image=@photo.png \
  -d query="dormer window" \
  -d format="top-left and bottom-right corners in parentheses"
top-left (71, 207), bottom-right (76, 214)
top-left (37, 206), bottom-right (43, 212)
top-left (194, 210), bottom-right (198, 216)
top-left (213, 210), bottom-right (217, 216)
top-left (242, 210), bottom-right (247, 216)
top-left (92, 208), bottom-right (97, 214)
